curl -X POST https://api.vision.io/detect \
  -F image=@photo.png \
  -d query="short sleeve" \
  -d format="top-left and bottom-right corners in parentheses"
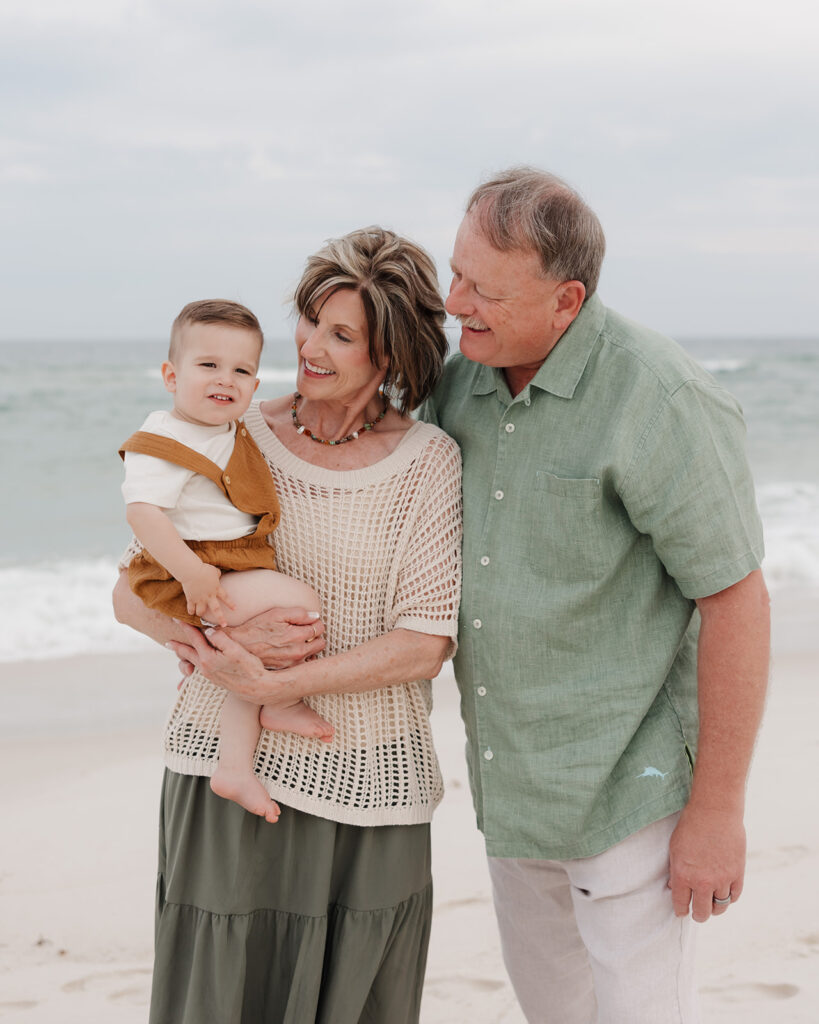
top-left (390, 434), bottom-right (462, 653)
top-left (121, 451), bottom-right (193, 508)
top-left (621, 380), bottom-right (764, 599)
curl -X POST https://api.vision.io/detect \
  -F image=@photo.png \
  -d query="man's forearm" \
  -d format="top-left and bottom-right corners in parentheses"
top-left (690, 568), bottom-right (771, 809)
top-left (668, 568), bottom-right (771, 919)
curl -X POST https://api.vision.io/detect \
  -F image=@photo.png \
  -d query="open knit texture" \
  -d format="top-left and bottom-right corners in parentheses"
top-left (122, 402), bottom-right (462, 826)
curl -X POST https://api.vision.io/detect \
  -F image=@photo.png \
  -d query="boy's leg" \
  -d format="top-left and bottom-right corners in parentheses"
top-left (210, 693), bottom-right (281, 823)
top-left (208, 570), bottom-right (333, 820)
top-left (215, 569), bottom-right (334, 741)
top-left (217, 568), bottom-right (321, 626)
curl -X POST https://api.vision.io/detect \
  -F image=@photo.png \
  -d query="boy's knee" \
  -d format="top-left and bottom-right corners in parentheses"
top-left (251, 569), bottom-right (319, 612)
top-left (288, 577), bottom-right (320, 612)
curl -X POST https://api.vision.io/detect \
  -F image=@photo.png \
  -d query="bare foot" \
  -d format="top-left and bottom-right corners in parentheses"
top-left (210, 768), bottom-right (281, 823)
top-left (260, 700), bottom-right (334, 742)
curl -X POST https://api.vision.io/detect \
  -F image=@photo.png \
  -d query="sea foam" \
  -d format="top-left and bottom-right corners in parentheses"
top-left (0, 559), bottom-right (154, 663)
top-left (756, 481), bottom-right (819, 591)
top-left (701, 359), bottom-right (750, 373)
top-left (1, 484), bottom-right (815, 663)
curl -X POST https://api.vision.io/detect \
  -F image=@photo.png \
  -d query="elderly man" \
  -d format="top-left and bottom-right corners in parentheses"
top-left (420, 167), bottom-right (769, 1023)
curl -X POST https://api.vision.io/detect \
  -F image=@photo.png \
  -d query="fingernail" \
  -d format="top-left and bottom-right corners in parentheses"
top-left (203, 627), bottom-right (215, 637)
top-left (164, 643), bottom-right (174, 650)
top-left (307, 612), bottom-right (320, 619)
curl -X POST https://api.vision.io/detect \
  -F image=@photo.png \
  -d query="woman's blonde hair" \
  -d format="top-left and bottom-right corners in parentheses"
top-left (293, 227), bottom-right (447, 414)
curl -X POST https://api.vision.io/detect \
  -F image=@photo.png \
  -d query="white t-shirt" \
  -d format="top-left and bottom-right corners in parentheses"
top-left (121, 410), bottom-right (257, 540)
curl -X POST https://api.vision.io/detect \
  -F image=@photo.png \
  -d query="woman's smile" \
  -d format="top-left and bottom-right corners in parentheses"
top-left (295, 288), bottom-right (384, 405)
top-left (302, 359), bottom-right (335, 377)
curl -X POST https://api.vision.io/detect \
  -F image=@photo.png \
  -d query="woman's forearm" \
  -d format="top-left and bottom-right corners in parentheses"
top-left (174, 625), bottom-right (452, 706)
top-left (112, 570), bottom-right (191, 646)
top-left (295, 629), bottom-right (450, 700)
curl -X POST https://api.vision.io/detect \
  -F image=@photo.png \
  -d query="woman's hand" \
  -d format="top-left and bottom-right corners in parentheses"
top-left (166, 622), bottom-right (301, 706)
top-left (115, 570), bottom-right (324, 670)
top-left (222, 606), bottom-right (325, 669)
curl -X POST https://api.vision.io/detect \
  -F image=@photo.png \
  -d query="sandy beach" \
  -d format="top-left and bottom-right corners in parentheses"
top-left (1, 589), bottom-right (817, 1022)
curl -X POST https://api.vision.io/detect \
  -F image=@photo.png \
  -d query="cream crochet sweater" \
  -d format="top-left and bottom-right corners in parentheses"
top-left (124, 403), bottom-right (462, 827)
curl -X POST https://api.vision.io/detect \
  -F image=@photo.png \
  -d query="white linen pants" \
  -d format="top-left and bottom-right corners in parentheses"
top-left (488, 813), bottom-right (700, 1024)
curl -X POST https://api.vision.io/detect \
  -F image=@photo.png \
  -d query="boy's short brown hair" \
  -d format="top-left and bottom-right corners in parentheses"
top-left (169, 299), bottom-right (264, 362)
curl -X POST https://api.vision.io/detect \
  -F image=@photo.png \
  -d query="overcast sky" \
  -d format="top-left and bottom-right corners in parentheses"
top-left (2, 0), bottom-right (818, 341)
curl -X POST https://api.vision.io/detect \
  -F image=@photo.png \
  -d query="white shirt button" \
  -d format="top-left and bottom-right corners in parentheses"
top-left (505, 423), bottom-right (515, 433)
top-left (477, 686), bottom-right (487, 696)
top-left (480, 556), bottom-right (490, 566)
top-left (484, 748), bottom-right (494, 761)
top-left (472, 618), bottom-right (482, 629)
top-left (494, 490), bottom-right (504, 501)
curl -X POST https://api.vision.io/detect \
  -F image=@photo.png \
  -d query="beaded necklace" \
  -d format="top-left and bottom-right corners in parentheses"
top-left (290, 392), bottom-right (388, 445)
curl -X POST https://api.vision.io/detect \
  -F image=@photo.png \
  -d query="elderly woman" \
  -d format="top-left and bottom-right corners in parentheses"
top-left (113, 227), bottom-right (462, 1024)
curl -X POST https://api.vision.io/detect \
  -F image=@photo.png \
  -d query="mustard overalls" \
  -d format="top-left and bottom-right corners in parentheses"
top-left (119, 420), bottom-right (281, 626)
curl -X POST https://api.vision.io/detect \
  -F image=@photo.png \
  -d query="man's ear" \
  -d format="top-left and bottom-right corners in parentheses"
top-left (553, 281), bottom-right (586, 333)
top-left (161, 361), bottom-right (177, 394)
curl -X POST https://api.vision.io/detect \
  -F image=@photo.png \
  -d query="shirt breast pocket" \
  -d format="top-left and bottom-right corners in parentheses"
top-left (530, 471), bottom-right (611, 581)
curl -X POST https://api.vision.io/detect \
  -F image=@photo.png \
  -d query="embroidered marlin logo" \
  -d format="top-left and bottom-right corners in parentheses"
top-left (636, 766), bottom-right (669, 779)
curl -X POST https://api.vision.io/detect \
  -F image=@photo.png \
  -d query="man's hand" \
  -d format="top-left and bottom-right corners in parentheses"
top-left (223, 606), bottom-right (325, 669)
top-left (668, 803), bottom-right (746, 922)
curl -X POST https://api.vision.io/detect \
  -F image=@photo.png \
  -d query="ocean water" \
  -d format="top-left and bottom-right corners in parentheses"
top-left (1, 333), bottom-right (816, 662)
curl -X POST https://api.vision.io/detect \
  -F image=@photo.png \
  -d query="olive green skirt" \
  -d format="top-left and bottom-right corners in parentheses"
top-left (149, 770), bottom-right (433, 1024)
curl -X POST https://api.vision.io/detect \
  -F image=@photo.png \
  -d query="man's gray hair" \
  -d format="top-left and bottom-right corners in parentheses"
top-left (466, 167), bottom-right (606, 297)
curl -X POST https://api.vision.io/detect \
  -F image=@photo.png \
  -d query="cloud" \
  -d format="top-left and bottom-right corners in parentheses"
top-left (674, 176), bottom-right (819, 255)
top-left (1, 0), bottom-right (818, 337)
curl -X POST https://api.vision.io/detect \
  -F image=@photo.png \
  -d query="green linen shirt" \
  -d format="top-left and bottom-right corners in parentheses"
top-left (420, 294), bottom-right (764, 860)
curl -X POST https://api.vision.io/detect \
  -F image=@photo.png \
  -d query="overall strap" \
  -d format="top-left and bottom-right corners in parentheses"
top-left (119, 431), bottom-right (228, 495)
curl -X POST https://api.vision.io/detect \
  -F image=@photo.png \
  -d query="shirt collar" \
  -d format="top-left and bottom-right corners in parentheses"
top-left (470, 293), bottom-right (607, 401)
